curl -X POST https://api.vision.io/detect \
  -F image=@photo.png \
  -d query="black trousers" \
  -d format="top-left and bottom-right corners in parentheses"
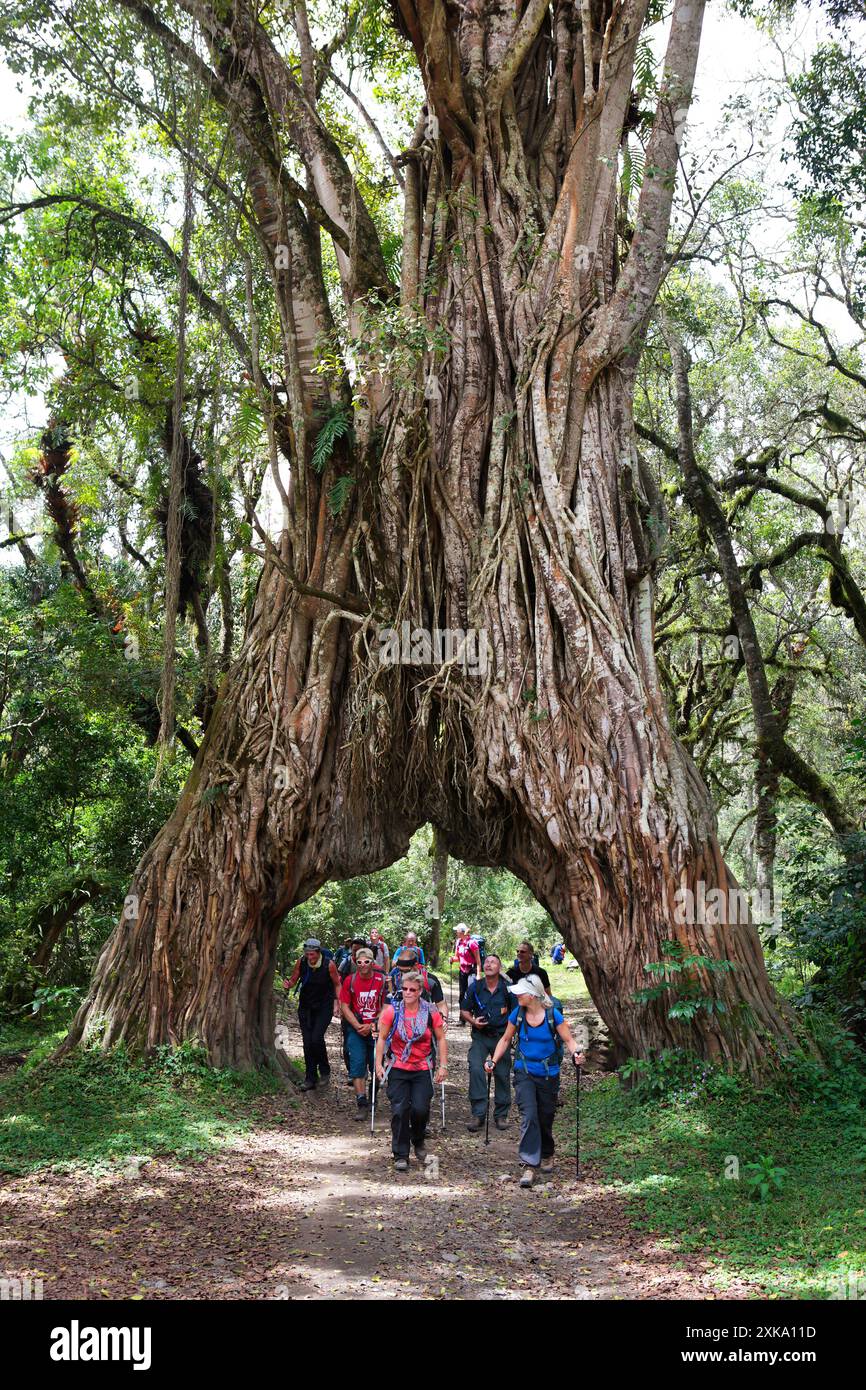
top-left (386, 1067), bottom-right (434, 1158)
top-left (514, 1071), bottom-right (559, 1166)
top-left (298, 997), bottom-right (333, 1082)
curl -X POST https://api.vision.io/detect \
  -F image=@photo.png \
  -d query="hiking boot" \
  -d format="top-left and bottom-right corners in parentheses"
top-left (466, 1115), bottom-right (484, 1132)
top-left (394, 1158), bottom-right (409, 1173)
top-left (354, 1096), bottom-right (369, 1121)
top-left (414, 1144), bottom-right (428, 1162)
top-left (494, 1115), bottom-right (509, 1131)
top-left (519, 1166), bottom-right (535, 1188)
top-left (299, 1079), bottom-right (317, 1092)
top-left (318, 1070), bottom-right (331, 1085)
top-left (540, 1156), bottom-right (555, 1173)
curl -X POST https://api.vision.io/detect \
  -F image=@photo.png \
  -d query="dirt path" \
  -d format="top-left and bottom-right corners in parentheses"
top-left (0, 1002), bottom-right (758, 1300)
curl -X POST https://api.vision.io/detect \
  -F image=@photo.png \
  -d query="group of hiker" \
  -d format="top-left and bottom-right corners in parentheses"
top-left (283, 926), bottom-right (585, 1187)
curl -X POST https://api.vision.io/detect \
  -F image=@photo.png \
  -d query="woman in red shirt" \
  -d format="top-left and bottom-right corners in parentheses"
top-left (451, 923), bottom-right (482, 1022)
top-left (375, 973), bottom-right (448, 1172)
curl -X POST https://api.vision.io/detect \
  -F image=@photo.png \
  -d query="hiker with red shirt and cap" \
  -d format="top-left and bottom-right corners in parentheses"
top-left (340, 948), bottom-right (387, 1121)
top-left (375, 971), bottom-right (447, 1172)
top-left (451, 923), bottom-right (482, 1022)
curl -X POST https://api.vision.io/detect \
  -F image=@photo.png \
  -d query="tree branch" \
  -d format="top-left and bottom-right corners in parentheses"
top-left (578, 0), bottom-right (707, 386)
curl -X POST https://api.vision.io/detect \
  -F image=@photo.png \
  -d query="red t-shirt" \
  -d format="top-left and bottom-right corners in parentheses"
top-left (340, 971), bottom-right (386, 1024)
top-left (455, 937), bottom-right (478, 972)
top-left (380, 1004), bottom-right (443, 1071)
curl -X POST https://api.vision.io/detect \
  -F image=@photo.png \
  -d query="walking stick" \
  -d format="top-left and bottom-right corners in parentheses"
top-left (441, 1080), bottom-right (446, 1132)
top-left (575, 1064), bottom-right (582, 1180)
top-left (485, 1068), bottom-right (492, 1146)
top-left (371, 1066), bottom-right (377, 1135)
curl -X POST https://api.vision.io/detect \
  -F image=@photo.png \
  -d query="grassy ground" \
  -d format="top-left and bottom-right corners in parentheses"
top-left (566, 1043), bottom-right (866, 1299)
top-left (545, 960), bottom-right (591, 1004)
top-left (0, 1014), bottom-right (283, 1176)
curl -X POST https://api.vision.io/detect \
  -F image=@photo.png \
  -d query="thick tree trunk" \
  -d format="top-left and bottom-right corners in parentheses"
top-left (64, 0), bottom-right (795, 1073)
top-left (62, 546), bottom-right (420, 1068)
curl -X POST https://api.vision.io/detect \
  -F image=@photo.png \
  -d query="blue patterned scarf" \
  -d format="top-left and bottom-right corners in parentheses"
top-left (394, 1000), bottom-right (432, 1064)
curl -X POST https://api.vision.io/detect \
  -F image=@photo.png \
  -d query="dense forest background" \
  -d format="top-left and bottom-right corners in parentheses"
top-left (0, 0), bottom-right (863, 1042)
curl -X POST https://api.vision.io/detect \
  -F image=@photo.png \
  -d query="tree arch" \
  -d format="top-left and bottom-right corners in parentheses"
top-left (61, 0), bottom-right (792, 1072)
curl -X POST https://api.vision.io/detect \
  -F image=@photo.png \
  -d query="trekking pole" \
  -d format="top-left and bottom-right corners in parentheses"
top-left (441, 1080), bottom-right (446, 1132)
top-left (371, 1067), bottom-right (377, 1135)
top-left (484, 1068), bottom-right (492, 1146)
top-left (575, 1064), bottom-right (582, 1181)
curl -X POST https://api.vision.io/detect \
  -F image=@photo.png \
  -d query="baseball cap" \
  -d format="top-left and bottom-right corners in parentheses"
top-left (507, 976), bottom-right (548, 1002)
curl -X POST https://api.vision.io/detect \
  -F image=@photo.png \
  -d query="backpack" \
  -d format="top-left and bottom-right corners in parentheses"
top-left (369, 940), bottom-right (389, 971)
top-left (472, 935), bottom-right (486, 964)
top-left (511, 997), bottom-right (564, 1076)
top-left (295, 947), bottom-right (334, 992)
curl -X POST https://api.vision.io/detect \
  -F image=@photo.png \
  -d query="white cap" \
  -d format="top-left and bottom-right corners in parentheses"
top-left (507, 974), bottom-right (552, 1005)
top-left (507, 978), bottom-right (535, 996)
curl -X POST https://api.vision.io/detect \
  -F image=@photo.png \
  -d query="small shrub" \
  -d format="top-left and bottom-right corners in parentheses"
top-left (744, 1154), bottom-right (787, 1201)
